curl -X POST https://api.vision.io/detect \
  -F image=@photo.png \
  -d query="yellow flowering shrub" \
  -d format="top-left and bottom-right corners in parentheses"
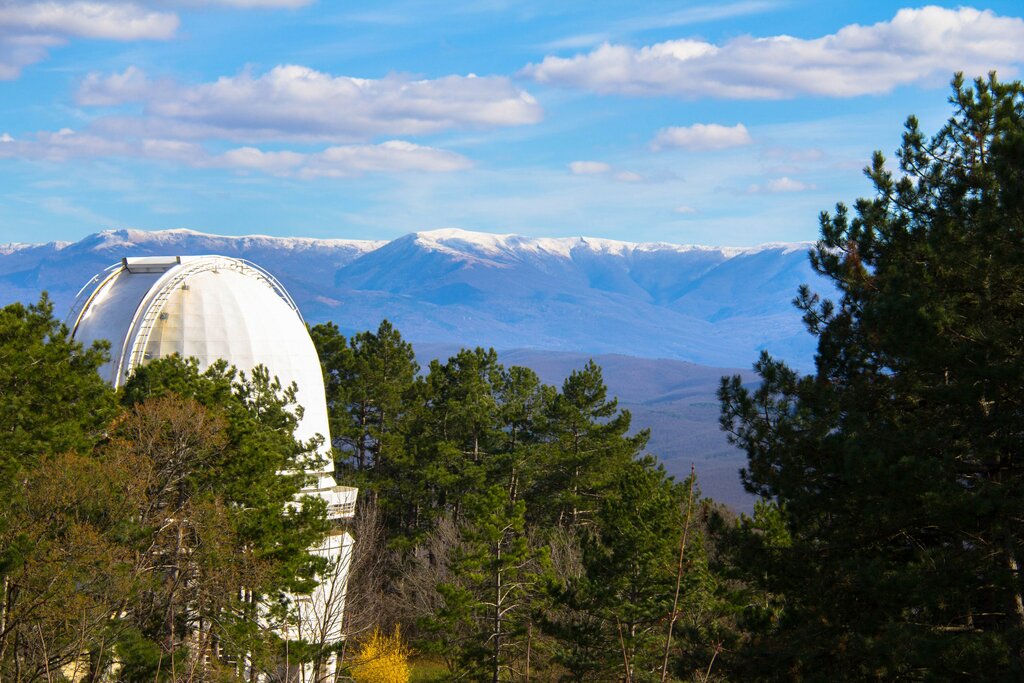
top-left (349, 626), bottom-right (410, 683)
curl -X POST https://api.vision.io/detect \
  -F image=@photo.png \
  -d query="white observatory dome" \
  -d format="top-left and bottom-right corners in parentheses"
top-left (68, 254), bottom-right (356, 662)
top-left (68, 255), bottom-right (331, 454)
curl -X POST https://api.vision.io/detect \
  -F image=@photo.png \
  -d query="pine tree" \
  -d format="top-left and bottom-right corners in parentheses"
top-left (719, 73), bottom-right (1024, 679)
top-left (0, 296), bottom-right (118, 679)
top-left (309, 320), bottom-right (418, 479)
top-left (0, 295), bottom-right (115, 492)
top-left (495, 365), bottom-right (554, 506)
top-left (399, 347), bottom-right (504, 539)
top-left (535, 360), bottom-right (647, 529)
top-left (308, 321), bottom-right (355, 456)
top-left (423, 485), bottom-right (547, 681)
top-left (547, 458), bottom-right (684, 681)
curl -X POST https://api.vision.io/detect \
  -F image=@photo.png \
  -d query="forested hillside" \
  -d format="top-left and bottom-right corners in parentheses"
top-left (0, 299), bottom-right (746, 681)
top-left (308, 320), bottom-right (744, 679)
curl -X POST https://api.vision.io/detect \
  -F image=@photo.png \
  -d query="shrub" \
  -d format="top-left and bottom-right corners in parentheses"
top-left (349, 627), bottom-right (410, 683)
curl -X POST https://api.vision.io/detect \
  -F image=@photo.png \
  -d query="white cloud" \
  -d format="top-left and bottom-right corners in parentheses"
top-left (78, 65), bottom-right (151, 105)
top-left (139, 138), bottom-right (205, 164)
top-left (673, 205), bottom-right (697, 214)
top-left (0, 127), bottom-right (132, 160)
top-left (747, 176), bottom-right (815, 193)
top-left (568, 161), bottom-right (644, 182)
top-left (198, 0), bottom-right (313, 6)
top-left (652, 123), bottom-right (752, 151)
top-left (309, 140), bottom-right (472, 175)
top-left (0, 126), bottom-right (472, 177)
top-left (0, 2), bottom-right (178, 40)
top-left (77, 65), bottom-right (543, 141)
top-left (569, 160), bottom-right (611, 175)
top-left (213, 141), bottom-right (473, 178)
top-left (0, 34), bottom-right (56, 78)
top-left (215, 147), bottom-right (304, 174)
top-left (0, 0), bottom-right (323, 79)
top-left (5, 60), bottom-right (496, 178)
top-left (523, 6), bottom-right (1024, 98)
top-left (0, 2), bottom-right (178, 79)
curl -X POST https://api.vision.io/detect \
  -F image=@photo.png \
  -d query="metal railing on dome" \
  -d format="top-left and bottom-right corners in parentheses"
top-left (65, 261), bottom-right (122, 335)
top-left (115, 256), bottom-right (305, 384)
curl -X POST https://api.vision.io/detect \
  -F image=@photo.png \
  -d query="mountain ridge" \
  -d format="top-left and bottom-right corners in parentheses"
top-left (0, 227), bottom-right (828, 370)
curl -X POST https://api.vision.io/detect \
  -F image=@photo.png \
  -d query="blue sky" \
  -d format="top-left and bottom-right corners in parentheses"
top-left (1, 1), bottom-right (1022, 246)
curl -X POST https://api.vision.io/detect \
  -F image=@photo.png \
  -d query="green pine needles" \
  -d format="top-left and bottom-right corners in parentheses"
top-left (719, 73), bottom-right (1024, 680)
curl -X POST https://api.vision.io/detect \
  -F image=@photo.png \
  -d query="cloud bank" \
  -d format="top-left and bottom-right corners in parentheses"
top-left (0, 0), bottom-right (319, 79)
top-left (0, 129), bottom-right (473, 177)
top-left (652, 123), bottom-right (752, 150)
top-left (0, 1), bottom-right (177, 78)
top-left (524, 6), bottom-right (1024, 98)
top-left (4, 57), bottom-right (543, 178)
top-left (79, 65), bottom-right (543, 141)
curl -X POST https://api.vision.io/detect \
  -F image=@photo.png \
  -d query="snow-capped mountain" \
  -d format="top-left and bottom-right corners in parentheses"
top-left (326, 228), bottom-right (826, 369)
top-left (0, 227), bottom-right (830, 370)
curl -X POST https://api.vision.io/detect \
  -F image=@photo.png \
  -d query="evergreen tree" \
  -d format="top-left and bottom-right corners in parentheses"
top-left (0, 295), bottom-right (116, 492)
top-left (535, 360), bottom-right (647, 529)
top-left (719, 73), bottom-right (1024, 679)
top-left (308, 321), bottom-right (355, 456)
top-left (310, 320), bottom-right (419, 545)
top-left (711, 500), bottom-right (790, 680)
top-left (350, 321), bottom-right (419, 474)
top-left (400, 347), bottom-right (504, 539)
top-left (423, 485), bottom-right (546, 682)
top-left (0, 296), bottom-right (118, 679)
top-left (547, 458), bottom-right (684, 681)
top-left (309, 320), bottom-right (418, 479)
top-left (495, 365), bottom-right (554, 506)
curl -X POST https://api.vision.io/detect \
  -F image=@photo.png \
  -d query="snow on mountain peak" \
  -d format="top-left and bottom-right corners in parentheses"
top-left (411, 227), bottom-right (811, 261)
top-left (413, 228), bottom-right (581, 262)
top-left (83, 228), bottom-right (383, 253)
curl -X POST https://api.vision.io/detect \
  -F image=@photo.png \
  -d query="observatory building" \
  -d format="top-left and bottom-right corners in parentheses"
top-left (67, 255), bottom-right (356, 668)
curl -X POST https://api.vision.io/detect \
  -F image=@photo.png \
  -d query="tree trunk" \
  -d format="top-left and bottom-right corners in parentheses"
top-left (661, 466), bottom-right (696, 682)
top-left (0, 575), bottom-right (10, 667)
top-left (525, 621), bottom-right (532, 683)
top-left (492, 540), bottom-right (502, 683)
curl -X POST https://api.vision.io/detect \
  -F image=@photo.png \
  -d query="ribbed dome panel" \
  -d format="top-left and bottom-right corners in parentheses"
top-left (70, 256), bottom-right (331, 457)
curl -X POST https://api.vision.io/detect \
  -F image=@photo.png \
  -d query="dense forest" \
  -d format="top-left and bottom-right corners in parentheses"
top-left (0, 73), bottom-right (1022, 681)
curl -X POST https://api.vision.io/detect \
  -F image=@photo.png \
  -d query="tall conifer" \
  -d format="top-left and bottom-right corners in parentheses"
top-left (720, 74), bottom-right (1024, 679)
